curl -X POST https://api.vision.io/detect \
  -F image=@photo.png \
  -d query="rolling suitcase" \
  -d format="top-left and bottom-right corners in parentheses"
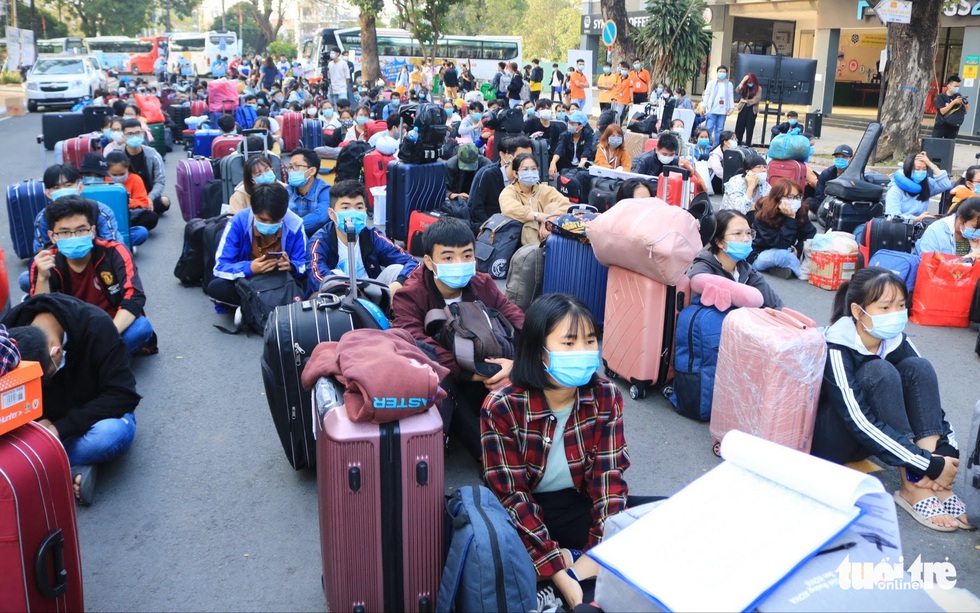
top-left (190, 100), bottom-right (207, 118)
top-left (624, 132), bottom-right (649, 161)
top-left (407, 210), bottom-right (442, 257)
top-left (669, 302), bottom-right (729, 420)
top-left (722, 146), bottom-right (751, 183)
top-left (82, 104), bottom-right (113, 133)
top-left (825, 197), bottom-right (884, 233)
top-left (82, 184), bottom-right (131, 250)
top-left (656, 165), bottom-right (693, 209)
top-left (168, 104), bottom-right (191, 133)
top-left (302, 119), bottom-right (324, 148)
top-left (314, 378), bottom-right (444, 613)
top-left (601, 266), bottom-right (689, 399)
top-left (363, 150), bottom-right (394, 208)
top-left (542, 233), bottom-right (608, 325)
top-left (210, 135), bottom-right (244, 159)
top-left (219, 136), bottom-right (284, 205)
top-left (193, 129), bottom-right (222, 157)
top-left (532, 138), bottom-right (550, 183)
top-left (60, 136), bottom-right (99, 169)
top-left (386, 160), bottom-right (447, 243)
top-left (41, 113), bottom-right (85, 151)
top-left (147, 122), bottom-right (167, 157)
top-left (0, 422), bottom-right (85, 612)
top-left (767, 159), bottom-right (807, 191)
top-left (176, 157), bottom-right (215, 221)
top-left (281, 112), bottom-right (303, 152)
top-left (6, 180), bottom-right (48, 259)
top-left (858, 216), bottom-right (917, 265)
top-left (710, 308), bottom-right (827, 454)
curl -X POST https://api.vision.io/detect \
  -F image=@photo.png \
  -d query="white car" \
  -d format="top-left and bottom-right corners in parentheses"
top-left (26, 55), bottom-right (108, 112)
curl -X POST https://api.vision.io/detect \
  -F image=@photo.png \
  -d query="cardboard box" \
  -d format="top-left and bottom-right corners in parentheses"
top-left (4, 95), bottom-right (26, 117)
top-left (0, 361), bottom-right (44, 437)
top-left (809, 251), bottom-right (857, 291)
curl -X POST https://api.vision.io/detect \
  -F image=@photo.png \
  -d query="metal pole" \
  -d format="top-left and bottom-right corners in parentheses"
top-left (29, 0), bottom-right (36, 60)
top-left (876, 24), bottom-right (888, 123)
top-left (221, 0), bottom-right (226, 31)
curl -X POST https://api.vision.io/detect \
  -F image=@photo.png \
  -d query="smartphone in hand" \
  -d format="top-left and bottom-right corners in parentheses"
top-left (264, 251), bottom-right (284, 260)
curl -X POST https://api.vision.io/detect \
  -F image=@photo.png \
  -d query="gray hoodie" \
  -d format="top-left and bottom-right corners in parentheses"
top-left (686, 248), bottom-right (784, 309)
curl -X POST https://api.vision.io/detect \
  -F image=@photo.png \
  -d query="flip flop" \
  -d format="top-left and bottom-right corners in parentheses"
top-left (893, 492), bottom-right (957, 532)
top-left (72, 464), bottom-right (97, 507)
top-left (941, 494), bottom-right (977, 531)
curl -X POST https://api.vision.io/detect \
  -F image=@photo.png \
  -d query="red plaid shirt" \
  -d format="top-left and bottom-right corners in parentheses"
top-left (480, 379), bottom-right (630, 578)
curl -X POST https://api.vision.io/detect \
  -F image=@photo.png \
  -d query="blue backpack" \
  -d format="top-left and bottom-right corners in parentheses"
top-left (869, 249), bottom-right (920, 294)
top-left (670, 302), bottom-right (731, 421)
top-left (437, 486), bottom-right (537, 613)
top-left (235, 105), bottom-right (257, 130)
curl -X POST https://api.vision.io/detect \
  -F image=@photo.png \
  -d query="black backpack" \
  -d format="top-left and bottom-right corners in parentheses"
top-left (413, 102), bottom-right (448, 147)
top-left (201, 179), bottom-right (224, 219)
top-left (231, 272), bottom-right (303, 335)
top-left (201, 214), bottom-right (232, 294)
top-left (174, 218), bottom-right (207, 286)
top-left (335, 141), bottom-right (372, 182)
top-left (398, 136), bottom-right (441, 165)
top-left (485, 107), bottom-right (524, 133)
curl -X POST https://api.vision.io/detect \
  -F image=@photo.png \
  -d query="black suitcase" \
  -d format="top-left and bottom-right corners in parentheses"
top-left (554, 167), bottom-right (593, 204)
top-left (825, 197), bottom-right (884, 233)
top-left (589, 176), bottom-right (622, 212)
top-left (41, 112), bottom-right (86, 150)
top-left (723, 147), bottom-right (752, 183)
top-left (861, 216), bottom-right (917, 262)
top-left (532, 138), bottom-right (551, 184)
top-left (82, 105), bottom-right (114, 133)
top-left (386, 160), bottom-right (447, 242)
top-left (168, 105), bottom-right (192, 134)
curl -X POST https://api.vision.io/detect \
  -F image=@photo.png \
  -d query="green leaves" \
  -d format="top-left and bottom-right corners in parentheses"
top-left (632, 0), bottom-right (712, 86)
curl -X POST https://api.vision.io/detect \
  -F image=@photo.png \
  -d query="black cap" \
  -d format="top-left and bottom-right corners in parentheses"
top-left (833, 144), bottom-right (854, 157)
top-left (79, 153), bottom-right (108, 177)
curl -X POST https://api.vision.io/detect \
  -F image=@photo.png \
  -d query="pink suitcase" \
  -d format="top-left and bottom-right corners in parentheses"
top-left (206, 79), bottom-right (239, 113)
top-left (601, 266), bottom-right (690, 399)
top-left (0, 422), bottom-right (84, 612)
top-left (710, 308), bottom-right (827, 454)
top-left (314, 378), bottom-right (444, 613)
top-left (176, 156), bottom-right (215, 221)
top-left (767, 159), bottom-right (807, 191)
top-left (210, 135), bottom-right (244, 159)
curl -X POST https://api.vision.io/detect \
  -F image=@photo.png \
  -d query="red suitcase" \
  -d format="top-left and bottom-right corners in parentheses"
top-left (281, 112), bottom-right (303, 152)
top-left (710, 308), bottom-right (827, 454)
top-left (644, 137), bottom-right (658, 152)
top-left (767, 159), bottom-right (807, 191)
top-left (61, 136), bottom-right (99, 168)
top-left (314, 378), bottom-right (444, 613)
top-left (407, 210), bottom-right (442, 257)
top-left (364, 151), bottom-right (395, 208)
top-left (0, 422), bottom-right (84, 612)
top-left (656, 165), bottom-right (693, 209)
top-left (210, 135), bottom-right (244, 160)
top-left (190, 100), bottom-right (207, 118)
top-left (601, 266), bottom-right (690, 399)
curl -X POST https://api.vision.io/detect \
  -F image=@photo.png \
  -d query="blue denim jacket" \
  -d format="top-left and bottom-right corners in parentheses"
top-left (287, 177), bottom-right (331, 236)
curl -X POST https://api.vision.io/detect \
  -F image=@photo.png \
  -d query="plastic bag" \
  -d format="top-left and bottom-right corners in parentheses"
top-left (910, 253), bottom-right (980, 327)
top-left (768, 133), bottom-right (811, 161)
top-left (811, 231), bottom-right (858, 254)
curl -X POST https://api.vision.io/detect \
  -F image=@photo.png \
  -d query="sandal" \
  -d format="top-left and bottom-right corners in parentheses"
top-left (941, 494), bottom-right (977, 531)
top-left (72, 464), bottom-right (97, 507)
top-left (893, 492), bottom-right (957, 532)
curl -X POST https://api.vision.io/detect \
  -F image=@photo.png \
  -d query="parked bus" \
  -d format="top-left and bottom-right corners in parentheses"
top-left (84, 36), bottom-right (141, 73)
top-left (129, 35), bottom-right (169, 75)
top-left (37, 37), bottom-right (85, 56)
top-left (168, 30), bottom-right (240, 77)
top-left (303, 28), bottom-right (522, 85)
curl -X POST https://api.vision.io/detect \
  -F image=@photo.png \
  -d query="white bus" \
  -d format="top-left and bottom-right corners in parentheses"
top-left (37, 37), bottom-right (85, 56)
top-left (304, 28), bottom-right (522, 85)
top-left (168, 30), bottom-right (240, 77)
top-left (83, 36), bottom-right (137, 73)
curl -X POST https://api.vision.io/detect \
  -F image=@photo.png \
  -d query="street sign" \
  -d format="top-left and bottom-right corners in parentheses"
top-left (602, 20), bottom-right (617, 47)
top-left (873, 0), bottom-right (912, 24)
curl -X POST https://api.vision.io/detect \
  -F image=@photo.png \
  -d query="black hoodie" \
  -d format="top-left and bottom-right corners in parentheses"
top-left (3, 294), bottom-right (140, 440)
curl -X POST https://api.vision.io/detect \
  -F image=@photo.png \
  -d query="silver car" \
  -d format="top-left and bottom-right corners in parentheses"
top-left (26, 56), bottom-right (108, 112)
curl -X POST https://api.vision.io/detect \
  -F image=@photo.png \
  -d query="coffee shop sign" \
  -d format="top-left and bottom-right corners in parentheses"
top-left (581, 12), bottom-right (651, 35)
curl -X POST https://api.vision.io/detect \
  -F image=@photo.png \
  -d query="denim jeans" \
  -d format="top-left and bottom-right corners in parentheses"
top-left (62, 412), bottom-right (136, 466)
top-left (753, 248), bottom-right (801, 276)
top-left (706, 113), bottom-right (727, 147)
top-left (572, 98), bottom-right (585, 109)
top-left (508, 98), bottom-right (521, 109)
top-left (121, 316), bottom-right (155, 354)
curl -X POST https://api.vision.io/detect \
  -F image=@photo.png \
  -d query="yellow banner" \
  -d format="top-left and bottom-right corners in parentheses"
top-left (848, 33), bottom-right (887, 47)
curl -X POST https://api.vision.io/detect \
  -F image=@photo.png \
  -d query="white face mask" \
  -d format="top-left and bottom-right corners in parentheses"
top-left (754, 171), bottom-right (767, 182)
top-left (657, 154), bottom-right (675, 165)
top-left (538, 110), bottom-right (552, 121)
top-left (782, 198), bottom-right (802, 214)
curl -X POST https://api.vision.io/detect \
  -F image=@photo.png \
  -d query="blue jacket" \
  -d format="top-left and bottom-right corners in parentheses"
top-left (288, 177), bottom-right (331, 236)
top-left (884, 170), bottom-right (952, 220)
top-left (307, 221), bottom-right (418, 295)
top-left (915, 215), bottom-right (957, 255)
top-left (213, 208), bottom-right (307, 284)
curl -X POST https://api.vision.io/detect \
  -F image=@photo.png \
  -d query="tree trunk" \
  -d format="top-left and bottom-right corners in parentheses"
top-left (875, 0), bottom-right (941, 162)
top-left (600, 0), bottom-right (636, 67)
top-left (359, 10), bottom-right (381, 83)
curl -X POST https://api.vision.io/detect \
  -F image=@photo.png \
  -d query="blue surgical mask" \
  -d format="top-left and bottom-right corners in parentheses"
top-left (544, 350), bottom-right (600, 388)
top-left (787, 119), bottom-right (798, 126)
top-left (859, 307), bottom-right (907, 340)
top-left (82, 177), bottom-right (103, 185)
top-left (254, 220), bottom-right (283, 235)
top-left (620, 69), bottom-right (629, 77)
top-left (602, 66), bottom-right (611, 74)
top-left (254, 170), bottom-right (276, 185)
top-left (526, 109), bottom-right (535, 117)
top-left (973, 184), bottom-right (980, 195)
top-left (697, 138), bottom-right (710, 148)
top-left (335, 209), bottom-right (367, 235)
top-left (961, 226), bottom-right (980, 240)
top-left (56, 234), bottom-right (94, 259)
top-left (717, 72), bottom-right (727, 80)
top-left (724, 240), bottom-right (753, 262)
top-left (834, 157), bottom-right (849, 170)
top-left (323, 109), bottom-right (335, 117)
top-left (445, 108), bottom-right (454, 115)
top-left (656, 87), bottom-right (663, 94)
top-left (126, 135), bottom-right (144, 148)
top-left (287, 170), bottom-right (309, 187)
top-left (50, 187), bottom-right (77, 200)
top-left (356, 116), bottom-right (369, 125)
top-left (518, 170), bottom-right (539, 186)
top-left (109, 173), bottom-right (129, 184)
top-left (556, 112), bottom-right (568, 121)
top-left (608, 136), bottom-right (623, 148)
top-left (102, 128), bottom-right (113, 139)
top-left (470, 112), bottom-right (482, 121)
top-left (392, 99), bottom-right (401, 107)
top-left (434, 261), bottom-right (476, 289)
top-left (567, 124), bottom-right (579, 134)
top-left (911, 170), bottom-right (928, 183)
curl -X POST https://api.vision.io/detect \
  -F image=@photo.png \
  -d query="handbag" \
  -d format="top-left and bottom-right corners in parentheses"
top-left (910, 253), bottom-right (980, 328)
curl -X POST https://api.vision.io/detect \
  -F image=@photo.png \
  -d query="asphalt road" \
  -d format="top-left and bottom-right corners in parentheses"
top-left (2, 110), bottom-right (979, 611)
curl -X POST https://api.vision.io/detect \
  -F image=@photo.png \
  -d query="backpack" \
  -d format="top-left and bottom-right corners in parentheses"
top-left (484, 107), bottom-right (524, 134)
top-left (439, 196), bottom-right (472, 224)
top-left (201, 179), bottom-right (225, 219)
top-left (553, 168), bottom-right (594, 205)
top-left (174, 218), bottom-right (207, 286)
top-left (545, 204), bottom-right (599, 244)
top-left (669, 303), bottom-right (731, 421)
top-left (474, 214), bottom-right (523, 279)
top-left (335, 141), bottom-right (372, 182)
top-left (424, 301), bottom-right (516, 378)
top-left (230, 272), bottom-right (303, 335)
top-left (869, 249), bottom-right (920, 294)
top-left (235, 105), bottom-right (257, 130)
top-left (436, 486), bottom-right (537, 613)
top-left (504, 243), bottom-right (544, 312)
top-left (398, 135), bottom-right (441, 165)
top-left (201, 214), bottom-right (232, 294)
top-left (413, 102), bottom-right (448, 147)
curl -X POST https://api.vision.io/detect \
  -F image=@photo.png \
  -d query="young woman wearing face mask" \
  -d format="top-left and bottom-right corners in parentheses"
top-left (229, 155), bottom-right (283, 214)
top-left (707, 130), bottom-right (736, 194)
top-left (812, 267), bottom-right (970, 532)
top-left (947, 165), bottom-right (980, 214)
top-left (500, 153), bottom-right (572, 245)
top-left (688, 210), bottom-right (784, 309)
top-left (101, 117), bottom-right (128, 156)
top-left (481, 293), bottom-right (662, 609)
top-left (747, 179), bottom-right (815, 280)
top-left (915, 196), bottom-right (980, 256)
top-left (733, 73), bottom-right (762, 147)
top-left (594, 125), bottom-right (630, 171)
top-left (720, 153), bottom-right (770, 216)
top-left (686, 128), bottom-right (712, 162)
top-left (884, 151), bottom-right (951, 223)
top-left (344, 107), bottom-right (373, 142)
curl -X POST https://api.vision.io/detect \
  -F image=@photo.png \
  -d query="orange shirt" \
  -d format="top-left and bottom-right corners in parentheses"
top-left (118, 173), bottom-right (151, 210)
top-left (597, 72), bottom-right (619, 103)
top-left (613, 75), bottom-right (632, 105)
top-left (631, 68), bottom-right (651, 94)
top-left (570, 70), bottom-right (590, 99)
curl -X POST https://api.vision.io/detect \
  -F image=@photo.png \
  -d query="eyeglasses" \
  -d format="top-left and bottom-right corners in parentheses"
top-left (725, 230), bottom-right (756, 240)
top-left (285, 164), bottom-right (311, 171)
top-left (52, 226), bottom-right (93, 239)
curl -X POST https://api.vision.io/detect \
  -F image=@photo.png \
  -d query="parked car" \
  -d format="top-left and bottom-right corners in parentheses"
top-left (26, 55), bottom-right (108, 112)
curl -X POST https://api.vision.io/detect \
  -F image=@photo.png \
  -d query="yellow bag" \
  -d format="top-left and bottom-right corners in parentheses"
top-left (530, 82), bottom-right (542, 92)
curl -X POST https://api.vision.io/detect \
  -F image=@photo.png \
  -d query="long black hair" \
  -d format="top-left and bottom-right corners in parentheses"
top-left (708, 210), bottom-right (748, 255)
top-left (902, 153), bottom-right (932, 202)
top-left (830, 267), bottom-right (909, 323)
top-left (510, 294), bottom-right (600, 390)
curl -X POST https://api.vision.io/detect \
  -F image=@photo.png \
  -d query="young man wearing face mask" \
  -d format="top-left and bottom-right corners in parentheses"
top-left (699, 65), bottom-right (735, 146)
top-left (568, 61), bottom-right (589, 109)
top-left (381, 94), bottom-right (403, 121)
top-left (28, 196), bottom-right (156, 356)
top-left (327, 47), bottom-right (351, 105)
top-left (523, 99), bottom-right (563, 155)
top-left (631, 130), bottom-right (704, 188)
top-left (120, 118), bottom-right (170, 215)
top-left (307, 180), bottom-right (417, 296)
top-left (549, 111), bottom-right (595, 177)
top-left (469, 134), bottom-right (533, 233)
top-left (5, 294), bottom-right (142, 506)
top-left (458, 101), bottom-right (485, 142)
top-left (285, 148), bottom-right (331, 236)
top-left (629, 58), bottom-right (651, 104)
top-left (814, 144), bottom-right (854, 203)
top-left (769, 110), bottom-right (803, 138)
top-left (392, 218), bottom-right (525, 455)
top-left (596, 62), bottom-right (618, 112)
top-left (932, 75), bottom-right (969, 139)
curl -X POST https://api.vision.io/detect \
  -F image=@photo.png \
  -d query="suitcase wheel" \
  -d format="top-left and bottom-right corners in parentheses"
top-left (712, 441), bottom-right (722, 457)
top-left (604, 366), bottom-right (618, 380)
top-left (629, 384), bottom-right (646, 400)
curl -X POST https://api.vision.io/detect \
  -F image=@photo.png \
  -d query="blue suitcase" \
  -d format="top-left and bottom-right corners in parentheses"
top-left (82, 184), bottom-right (131, 250)
top-left (670, 303), bottom-right (731, 421)
top-left (5, 180), bottom-right (48, 259)
top-left (386, 160), bottom-right (447, 243)
top-left (542, 233), bottom-right (608, 324)
top-left (193, 129), bottom-right (222, 157)
top-left (302, 119), bottom-right (324, 148)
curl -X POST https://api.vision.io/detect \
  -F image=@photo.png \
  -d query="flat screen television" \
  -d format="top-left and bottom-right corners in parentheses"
top-left (736, 54), bottom-right (817, 106)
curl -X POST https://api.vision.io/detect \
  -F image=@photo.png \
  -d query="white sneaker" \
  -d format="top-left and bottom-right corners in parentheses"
top-left (797, 272), bottom-right (810, 281)
top-left (233, 307), bottom-right (243, 327)
top-left (535, 585), bottom-right (564, 613)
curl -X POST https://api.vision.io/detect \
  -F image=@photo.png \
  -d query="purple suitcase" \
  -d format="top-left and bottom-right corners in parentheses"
top-left (314, 378), bottom-right (444, 613)
top-left (176, 157), bottom-right (214, 221)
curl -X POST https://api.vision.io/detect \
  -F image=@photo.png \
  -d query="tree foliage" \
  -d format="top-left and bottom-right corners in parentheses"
top-left (391, 0), bottom-right (453, 63)
top-left (600, 0), bottom-right (636, 67)
top-left (54, 0), bottom-right (153, 37)
top-left (210, 2), bottom-right (263, 56)
top-left (443, 0), bottom-right (526, 36)
top-left (246, 0), bottom-right (288, 53)
top-left (632, 0), bottom-right (712, 87)
top-left (267, 40), bottom-right (296, 58)
top-left (19, 1), bottom-right (69, 39)
top-left (519, 0), bottom-right (579, 62)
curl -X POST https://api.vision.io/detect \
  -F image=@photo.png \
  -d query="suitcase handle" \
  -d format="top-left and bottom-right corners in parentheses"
top-left (34, 528), bottom-right (68, 598)
top-left (763, 307), bottom-right (816, 329)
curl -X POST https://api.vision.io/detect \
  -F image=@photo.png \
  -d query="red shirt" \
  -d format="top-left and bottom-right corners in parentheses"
top-left (68, 263), bottom-right (114, 317)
